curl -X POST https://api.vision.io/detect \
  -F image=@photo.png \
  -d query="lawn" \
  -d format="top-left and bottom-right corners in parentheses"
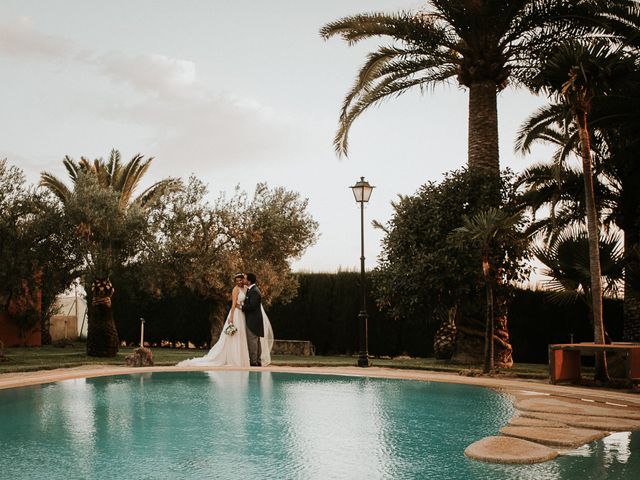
top-left (0, 344), bottom-right (550, 379)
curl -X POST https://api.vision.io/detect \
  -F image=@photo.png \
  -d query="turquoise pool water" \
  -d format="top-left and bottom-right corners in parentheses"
top-left (0, 371), bottom-right (637, 479)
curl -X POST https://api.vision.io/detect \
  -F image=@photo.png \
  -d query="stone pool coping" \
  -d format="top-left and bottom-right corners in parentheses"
top-left (2, 364), bottom-right (640, 464)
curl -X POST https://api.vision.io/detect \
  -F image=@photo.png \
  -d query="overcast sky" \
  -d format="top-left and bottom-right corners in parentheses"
top-left (1, 1), bottom-right (554, 273)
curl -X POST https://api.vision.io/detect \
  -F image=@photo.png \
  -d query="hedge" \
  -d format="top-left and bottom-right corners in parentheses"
top-left (112, 271), bottom-right (623, 364)
top-left (268, 272), bottom-right (623, 363)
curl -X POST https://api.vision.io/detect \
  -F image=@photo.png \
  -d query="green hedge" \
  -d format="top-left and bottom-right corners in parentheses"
top-left (113, 286), bottom-right (213, 347)
top-left (269, 273), bottom-right (623, 363)
top-left (268, 272), bottom-right (434, 357)
top-left (112, 271), bottom-right (623, 363)
top-left (508, 289), bottom-right (623, 363)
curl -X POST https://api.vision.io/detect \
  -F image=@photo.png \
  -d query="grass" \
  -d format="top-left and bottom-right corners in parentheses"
top-left (0, 344), bottom-right (550, 379)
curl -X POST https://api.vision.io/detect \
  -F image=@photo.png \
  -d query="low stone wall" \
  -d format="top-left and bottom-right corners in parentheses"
top-left (272, 339), bottom-right (315, 356)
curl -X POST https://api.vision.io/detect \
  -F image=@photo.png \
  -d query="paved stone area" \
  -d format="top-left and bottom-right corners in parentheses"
top-left (515, 396), bottom-right (640, 419)
top-left (508, 417), bottom-right (566, 427)
top-left (499, 425), bottom-right (608, 448)
top-left (520, 411), bottom-right (640, 431)
top-left (2, 364), bottom-right (640, 464)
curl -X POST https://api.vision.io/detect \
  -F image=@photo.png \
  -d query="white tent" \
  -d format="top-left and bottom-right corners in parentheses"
top-left (51, 286), bottom-right (88, 340)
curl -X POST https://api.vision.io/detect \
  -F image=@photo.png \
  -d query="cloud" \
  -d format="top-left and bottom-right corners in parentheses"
top-left (0, 16), bottom-right (77, 59)
top-left (1, 16), bottom-right (322, 179)
top-left (86, 51), bottom-right (316, 170)
top-left (98, 52), bottom-right (198, 98)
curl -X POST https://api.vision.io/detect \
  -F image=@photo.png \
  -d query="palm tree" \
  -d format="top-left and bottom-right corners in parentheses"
top-left (525, 40), bottom-right (639, 381)
top-left (452, 207), bottom-right (525, 373)
top-left (321, 0), bottom-right (638, 369)
top-left (41, 150), bottom-right (177, 210)
top-left (516, 54), bottom-right (640, 342)
top-left (320, 1), bottom-right (638, 177)
top-left (40, 150), bottom-right (181, 357)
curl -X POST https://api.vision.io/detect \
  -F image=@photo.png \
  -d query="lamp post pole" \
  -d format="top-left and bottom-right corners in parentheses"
top-left (350, 176), bottom-right (374, 368)
top-left (357, 196), bottom-right (370, 367)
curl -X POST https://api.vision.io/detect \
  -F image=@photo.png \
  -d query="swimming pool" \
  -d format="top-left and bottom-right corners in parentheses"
top-left (0, 371), bottom-right (637, 479)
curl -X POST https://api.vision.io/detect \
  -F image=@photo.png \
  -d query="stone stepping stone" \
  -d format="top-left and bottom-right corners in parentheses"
top-left (509, 416), bottom-right (566, 428)
top-left (499, 426), bottom-right (608, 448)
top-left (515, 397), bottom-right (640, 420)
top-left (520, 411), bottom-right (640, 432)
top-left (464, 436), bottom-right (558, 464)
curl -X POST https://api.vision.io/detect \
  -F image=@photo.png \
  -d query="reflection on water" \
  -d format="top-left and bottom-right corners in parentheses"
top-left (59, 379), bottom-right (96, 475)
top-left (603, 432), bottom-right (632, 465)
top-left (283, 378), bottom-right (395, 478)
top-left (0, 372), bottom-right (638, 480)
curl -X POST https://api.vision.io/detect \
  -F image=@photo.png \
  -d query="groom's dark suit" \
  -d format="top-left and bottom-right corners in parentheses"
top-left (242, 284), bottom-right (264, 337)
top-left (242, 283), bottom-right (264, 365)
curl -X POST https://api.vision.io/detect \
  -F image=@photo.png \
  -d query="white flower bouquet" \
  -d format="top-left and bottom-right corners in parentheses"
top-left (224, 324), bottom-right (238, 336)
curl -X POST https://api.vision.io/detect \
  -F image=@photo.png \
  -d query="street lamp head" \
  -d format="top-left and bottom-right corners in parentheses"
top-left (350, 176), bottom-right (374, 203)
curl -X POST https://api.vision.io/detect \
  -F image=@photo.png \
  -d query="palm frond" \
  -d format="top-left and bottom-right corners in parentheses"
top-left (62, 156), bottom-right (80, 183)
top-left (133, 178), bottom-right (182, 210)
top-left (39, 172), bottom-right (72, 204)
top-left (454, 207), bottom-right (524, 246)
top-left (107, 149), bottom-right (121, 182)
top-left (534, 225), bottom-right (624, 303)
top-left (335, 60), bottom-right (457, 156)
top-left (515, 103), bottom-right (573, 153)
top-left (320, 11), bottom-right (454, 48)
top-left (116, 154), bottom-right (148, 209)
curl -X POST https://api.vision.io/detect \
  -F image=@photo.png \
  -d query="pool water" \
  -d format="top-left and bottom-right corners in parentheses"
top-left (0, 371), bottom-right (638, 479)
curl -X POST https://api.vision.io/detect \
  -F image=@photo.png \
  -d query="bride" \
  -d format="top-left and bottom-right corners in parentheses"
top-left (177, 273), bottom-right (273, 367)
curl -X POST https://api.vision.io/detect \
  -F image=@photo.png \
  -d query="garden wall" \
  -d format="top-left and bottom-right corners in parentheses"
top-left (0, 312), bottom-right (41, 347)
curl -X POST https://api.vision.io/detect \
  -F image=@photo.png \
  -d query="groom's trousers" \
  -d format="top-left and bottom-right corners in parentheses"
top-left (246, 328), bottom-right (262, 366)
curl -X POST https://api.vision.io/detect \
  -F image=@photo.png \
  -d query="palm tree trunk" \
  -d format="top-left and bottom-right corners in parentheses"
top-left (494, 294), bottom-right (514, 368)
top-left (484, 283), bottom-right (495, 373)
top-left (483, 256), bottom-right (494, 373)
top-left (577, 112), bottom-right (609, 382)
top-left (468, 81), bottom-right (499, 179)
top-left (86, 278), bottom-right (119, 357)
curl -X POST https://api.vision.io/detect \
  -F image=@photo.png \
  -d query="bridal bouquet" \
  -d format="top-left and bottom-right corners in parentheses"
top-left (224, 324), bottom-right (238, 336)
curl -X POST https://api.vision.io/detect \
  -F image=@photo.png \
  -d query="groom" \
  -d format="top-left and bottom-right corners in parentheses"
top-left (242, 272), bottom-right (264, 366)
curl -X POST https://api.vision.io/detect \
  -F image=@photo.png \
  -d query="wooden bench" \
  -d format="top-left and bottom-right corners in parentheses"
top-left (549, 343), bottom-right (640, 386)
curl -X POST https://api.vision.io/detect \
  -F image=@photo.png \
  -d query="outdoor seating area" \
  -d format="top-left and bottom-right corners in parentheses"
top-left (549, 343), bottom-right (640, 386)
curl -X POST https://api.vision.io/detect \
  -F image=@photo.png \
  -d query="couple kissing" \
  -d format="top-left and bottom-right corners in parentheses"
top-left (177, 272), bottom-right (274, 368)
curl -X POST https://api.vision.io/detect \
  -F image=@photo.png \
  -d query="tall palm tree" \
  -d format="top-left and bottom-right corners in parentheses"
top-left (320, 1), bottom-right (638, 177)
top-left (40, 150), bottom-right (181, 357)
top-left (516, 55), bottom-right (640, 341)
top-left (526, 40), bottom-right (638, 381)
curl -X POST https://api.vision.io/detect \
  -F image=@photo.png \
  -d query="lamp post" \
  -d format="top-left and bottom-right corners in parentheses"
top-left (350, 176), bottom-right (374, 367)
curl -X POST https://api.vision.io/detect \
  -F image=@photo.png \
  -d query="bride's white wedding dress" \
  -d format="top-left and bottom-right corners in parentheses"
top-left (177, 289), bottom-right (274, 367)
